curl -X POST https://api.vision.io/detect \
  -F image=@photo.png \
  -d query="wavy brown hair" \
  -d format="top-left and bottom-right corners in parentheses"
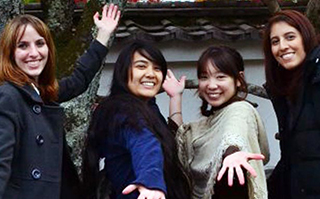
top-left (0, 14), bottom-right (58, 102)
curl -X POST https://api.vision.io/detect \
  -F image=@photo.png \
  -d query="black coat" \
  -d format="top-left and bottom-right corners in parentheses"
top-left (267, 46), bottom-right (320, 199)
top-left (0, 40), bottom-right (108, 199)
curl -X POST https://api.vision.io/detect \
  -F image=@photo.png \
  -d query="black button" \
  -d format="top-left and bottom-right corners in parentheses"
top-left (35, 135), bottom-right (44, 145)
top-left (31, 169), bottom-right (41, 180)
top-left (32, 105), bottom-right (41, 114)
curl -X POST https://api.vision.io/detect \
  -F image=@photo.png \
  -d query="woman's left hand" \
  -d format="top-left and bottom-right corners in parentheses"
top-left (217, 151), bottom-right (265, 186)
top-left (94, 3), bottom-right (121, 46)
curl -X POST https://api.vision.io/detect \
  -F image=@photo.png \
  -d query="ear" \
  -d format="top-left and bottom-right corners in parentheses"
top-left (236, 71), bottom-right (244, 87)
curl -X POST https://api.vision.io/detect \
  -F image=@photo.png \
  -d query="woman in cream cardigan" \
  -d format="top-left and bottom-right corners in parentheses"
top-left (163, 46), bottom-right (269, 199)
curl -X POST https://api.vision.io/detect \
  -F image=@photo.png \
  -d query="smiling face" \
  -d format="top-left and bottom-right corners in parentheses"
top-left (270, 21), bottom-right (306, 70)
top-left (127, 51), bottom-right (163, 100)
top-left (198, 61), bottom-right (240, 108)
top-left (14, 24), bottom-right (49, 82)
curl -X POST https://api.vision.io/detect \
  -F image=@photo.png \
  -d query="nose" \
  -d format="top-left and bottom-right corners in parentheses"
top-left (29, 44), bottom-right (40, 57)
top-left (207, 78), bottom-right (218, 90)
top-left (145, 66), bottom-right (155, 78)
top-left (279, 39), bottom-right (289, 51)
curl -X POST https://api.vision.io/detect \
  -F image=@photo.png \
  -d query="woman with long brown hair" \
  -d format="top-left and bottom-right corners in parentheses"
top-left (263, 10), bottom-right (320, 199)
top-left (0, 4), bottom-right (120, 199)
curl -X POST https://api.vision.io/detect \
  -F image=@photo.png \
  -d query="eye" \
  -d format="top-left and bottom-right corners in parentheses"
top-left (286, 34), bottom-right (296, 41)
top-left (153, 65), bottom-right (161, 71)
top-left (36, 39), bottom-right (46, 47)
top-left (17, 42), bottom-right (28, 49)
top-left (216, 74), bottom-right (226, 79)
top-left (135, 64), bottom-right (147, 69)
top-left (271, 38), bottom-right (279, 46)
top-left (199, 73), bottom-right (208, 80)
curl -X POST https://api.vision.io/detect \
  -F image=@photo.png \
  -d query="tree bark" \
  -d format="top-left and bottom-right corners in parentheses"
top-left (260, 0), bottom-right (281, 14)
top-left (306, 0), bottom-right (320, 34)
top-left (40, 0), bottom-right (75, 35)
top-left (0, 0), bottom-right (22, 33)
top-left (55, 0), bottom-right (126, 170)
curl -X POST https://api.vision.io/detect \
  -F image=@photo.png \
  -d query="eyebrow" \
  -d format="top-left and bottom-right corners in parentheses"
top-left (270, 31), bottom-right (296, 39)
top-left (133, 60), bottom-right (149, 64)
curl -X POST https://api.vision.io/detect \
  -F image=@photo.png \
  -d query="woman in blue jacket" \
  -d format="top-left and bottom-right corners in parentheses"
top-left (82, 41), bottom-right (191, 199)
top-left (0, 4), bottom-right (120, 199)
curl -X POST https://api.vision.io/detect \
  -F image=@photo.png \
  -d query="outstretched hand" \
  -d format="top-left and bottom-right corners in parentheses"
top-left (122, 184), bottom-right (166, 199)
top-left (94, 3), bottom-right (121, 46)
top-left (217, 151), bottom-right (265, 186)
top-left (163, 69), bottom-right (186, 98)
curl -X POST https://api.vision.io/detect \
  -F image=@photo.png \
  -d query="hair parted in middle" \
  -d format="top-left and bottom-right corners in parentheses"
top-left (263, 10), bottom-right (318, 97)
top-left (0, 14), bottom-right (58, 102)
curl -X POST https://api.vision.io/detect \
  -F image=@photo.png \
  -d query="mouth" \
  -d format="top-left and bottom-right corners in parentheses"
top-left (26, 60), bottom-right (42, 68)
top-left (141, 81), bottom-right (156, 88)
top-left (280, 52), bottom-right (295, 61)
top-left (207, 92), bottom-right (221, 99)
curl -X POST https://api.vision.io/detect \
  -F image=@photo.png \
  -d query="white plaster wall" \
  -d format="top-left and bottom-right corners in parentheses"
top-left (98, 40), bottom-right (280, 168)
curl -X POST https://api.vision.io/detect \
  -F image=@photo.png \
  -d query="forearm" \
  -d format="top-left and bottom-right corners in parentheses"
top-left (168, 94), bottom-right (183, 126)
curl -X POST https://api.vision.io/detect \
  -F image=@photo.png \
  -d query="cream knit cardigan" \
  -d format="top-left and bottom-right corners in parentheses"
top-left (176, 101), bottom-right (270, 199)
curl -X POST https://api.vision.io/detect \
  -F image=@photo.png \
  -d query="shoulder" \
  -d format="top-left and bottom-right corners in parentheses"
top-left (223, 101), bottom-right (256, 115)
top-left (0, 82), bottom-right (22, 99)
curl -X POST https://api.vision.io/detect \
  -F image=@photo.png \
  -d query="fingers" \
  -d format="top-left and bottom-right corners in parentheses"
top-left (115, 10), bottom-right (121, 23)
top-left (180, 75), bottom-right (186, 86)
top-left (235, 166), bottom-right (245, 185)
top-left (228, 167), bottom-right (234, 186)
top-left (242, 161), bottom-right (257, 177)
top-left (93, 12), bottom-right (99, 24)
top-left (122, 184), bottom-right (137, 195)
top-left (166, 69), bottom-right (174, 79)
top-left (247, 153), bottom-right (265, 161)
top-left (102, 4), bottom-right (108, 18)
top-left (217, 165), bottom-right (227, 181)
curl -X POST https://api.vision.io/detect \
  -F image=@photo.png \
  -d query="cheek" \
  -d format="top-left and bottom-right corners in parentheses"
top-left (271, 46), bottom-right (278, 58)
top-left (198, 82), bottom-right (206, 94)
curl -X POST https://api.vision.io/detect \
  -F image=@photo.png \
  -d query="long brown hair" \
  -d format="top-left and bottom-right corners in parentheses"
top-left (263, 10), bottom-right (318, 98)
top-left (0, 14), bottom-right (58, 102)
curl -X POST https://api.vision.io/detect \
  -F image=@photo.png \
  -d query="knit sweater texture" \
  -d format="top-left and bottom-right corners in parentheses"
top-left (176, 101), bottom-right (269, 199)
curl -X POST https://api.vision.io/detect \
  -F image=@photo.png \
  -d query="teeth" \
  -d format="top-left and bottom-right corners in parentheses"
top-left (142, 82), bottom-right (155, 87)
top-left (281, 53), bottom-right (294, 60)
top-left (208, 93), bottom-right (219, 98)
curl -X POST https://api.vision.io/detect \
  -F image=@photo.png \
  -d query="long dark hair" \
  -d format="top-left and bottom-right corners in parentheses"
top-left (263, 10), bottom-right (318, 98)
top-left (197, 46), bottom-right (248, 116)
top-left (82, 41), bottom-right (191, 199)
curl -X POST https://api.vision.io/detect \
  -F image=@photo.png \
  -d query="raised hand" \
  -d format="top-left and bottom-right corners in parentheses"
top-left (217, 151), bottom-right (265, 186)
top-left (94, 3), bottom-right (121, 46)
top-left (122, 184), bottom-right (166, 199)
top-left (163, 69), bottom-right (186, 98)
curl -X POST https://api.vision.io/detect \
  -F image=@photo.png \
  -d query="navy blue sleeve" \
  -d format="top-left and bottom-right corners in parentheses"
top-left (58, 40), bottom-right (108, 102)
top-left (123, 127), bottom-right (167, 194)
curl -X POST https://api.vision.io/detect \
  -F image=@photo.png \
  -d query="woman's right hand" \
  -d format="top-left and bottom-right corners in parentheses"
top-left (122, 184), bottom-right (166, 199)
top-left (162, 69), bottom-right (186, 98)
top-left (217, 151), bottom-right (265, 186)
top-left (94, 3), bottom-right (121, 46)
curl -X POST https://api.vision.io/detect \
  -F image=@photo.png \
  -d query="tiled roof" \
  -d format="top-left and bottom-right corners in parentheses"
top-left (24, 1), bottom-right (307, 43)
top-left (114, 1), bottom-right (307, 43)
top-left (115, 17), bottom-right (264, 43)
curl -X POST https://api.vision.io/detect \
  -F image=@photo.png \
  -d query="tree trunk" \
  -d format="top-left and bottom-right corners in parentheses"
top-left (54, 0), bottom-right (126, 171)
top-left (261, 0), bottom-right (281, 14)
top-left (0, 0), bottom-right (22, 33)
top-left (306, 0), bottom-right (320, 34)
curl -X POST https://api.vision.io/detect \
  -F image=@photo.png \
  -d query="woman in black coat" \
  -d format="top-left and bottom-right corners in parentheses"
top-left (0, 5), bottom-right (120, 199)
top-left (263, 10), bottom-right (320, 199)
